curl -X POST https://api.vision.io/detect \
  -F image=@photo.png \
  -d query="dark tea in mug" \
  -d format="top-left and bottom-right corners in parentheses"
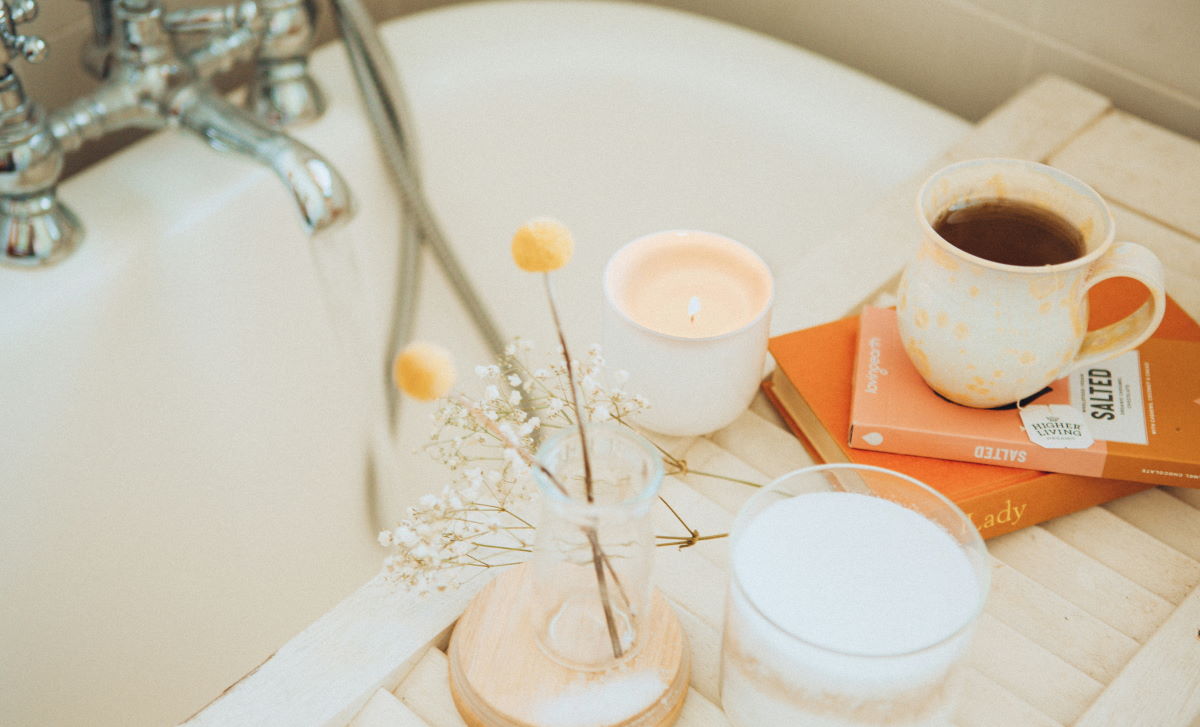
top-left (933, 198), bottom-right (1085, 266)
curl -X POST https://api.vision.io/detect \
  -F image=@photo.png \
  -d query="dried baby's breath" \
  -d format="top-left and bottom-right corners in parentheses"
top-left (382, 340), bottom-right (649, 591)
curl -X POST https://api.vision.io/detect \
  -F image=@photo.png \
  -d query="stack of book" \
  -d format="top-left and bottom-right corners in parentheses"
top-left (763, 281), bottom-right (1200, 538)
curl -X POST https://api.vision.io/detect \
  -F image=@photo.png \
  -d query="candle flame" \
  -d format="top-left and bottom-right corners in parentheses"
top-left (688, 296), bottom-right (701, 324)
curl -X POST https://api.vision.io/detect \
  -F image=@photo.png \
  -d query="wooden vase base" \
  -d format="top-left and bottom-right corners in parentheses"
top-left (448, 564), bottom-right (689, 727)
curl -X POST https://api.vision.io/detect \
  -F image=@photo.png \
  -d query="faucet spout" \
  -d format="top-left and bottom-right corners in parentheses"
top-left (172, 85), bottom-right (351, 233)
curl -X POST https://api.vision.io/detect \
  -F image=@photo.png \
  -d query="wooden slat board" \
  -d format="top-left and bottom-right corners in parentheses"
top-left (186, 75), bottom-right (1200, 727)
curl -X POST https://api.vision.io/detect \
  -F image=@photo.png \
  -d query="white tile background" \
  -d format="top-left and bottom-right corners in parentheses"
top-left (24, 0), bottom-right (1200, 176)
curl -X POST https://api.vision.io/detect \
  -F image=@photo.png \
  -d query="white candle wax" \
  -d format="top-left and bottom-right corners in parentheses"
top-left (602, 230), bottom-right (773, 436)
top-left (722, 492), bottom-right (984, 727)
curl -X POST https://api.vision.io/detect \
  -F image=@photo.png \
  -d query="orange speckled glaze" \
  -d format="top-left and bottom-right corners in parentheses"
top-left (897, 159), bottom-right (1166, 408)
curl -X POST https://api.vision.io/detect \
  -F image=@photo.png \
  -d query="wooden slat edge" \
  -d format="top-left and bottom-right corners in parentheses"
top-left (349, 689), bottom-right (430, 727)
top-left (949, 74), bottom-right (1110, 164)
top-left (985, 558), bottom-right (1140, 683)
top-left (183, 572), bottom-right (494, 727)
top-left (966, 613), bottom-right (1102, 724)
top-left (1050, 110), bottom-right (1200, 240)
top-left (394, 649), bottom-right (466, 727)
top-left (1075, 584), bottom-right (1200, 727)
top-left (955, 666), bottom-right (1062, 727)
top-left (988, 526), bottom-right (1175, 643)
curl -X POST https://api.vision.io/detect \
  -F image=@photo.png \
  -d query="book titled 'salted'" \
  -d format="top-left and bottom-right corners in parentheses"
top-left (851, 307), bottom-right (1200, 487)
top-left (764, 314), bottom-right (1147, 540)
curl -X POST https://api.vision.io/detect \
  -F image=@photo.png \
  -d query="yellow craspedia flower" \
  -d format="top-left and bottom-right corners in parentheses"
top-left (511, 217), bottom-right (574, 272)
top-left (393, 342), bottom-right (456, 401)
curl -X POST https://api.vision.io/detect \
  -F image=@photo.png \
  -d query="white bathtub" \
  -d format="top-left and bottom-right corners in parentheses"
top-left (0, 2), bottom-right (967, 724)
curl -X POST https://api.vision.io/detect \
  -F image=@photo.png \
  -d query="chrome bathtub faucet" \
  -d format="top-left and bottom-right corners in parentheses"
top-left (0, 0), bottom-right (351, 268)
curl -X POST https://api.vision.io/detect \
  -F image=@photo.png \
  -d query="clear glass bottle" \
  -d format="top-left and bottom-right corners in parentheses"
top-left (531, 423), bottom-right (663, 671)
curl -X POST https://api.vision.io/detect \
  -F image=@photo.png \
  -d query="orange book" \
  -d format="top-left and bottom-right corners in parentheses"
top-left (764, 286), bottom-right (1200, 538)
top-left (849, 307), bottom-right (1200, 486)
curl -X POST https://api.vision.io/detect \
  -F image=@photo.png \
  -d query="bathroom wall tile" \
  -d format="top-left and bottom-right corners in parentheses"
top-left (1023, 36), bottom-right (1200, 141)
top-left (25, 8), bottom-right (92, 107)
top-left (964, 0), bottom-right (1044, 26)
top-left (21, 18), bottom-right (98, 113)
top-left (16, 0), bottom-right (1200, 179)
top-left (653, 0), bottom-right (1199, 144)
top-left (1031, 0), bottom-right (1200, 101)
top-left (655, 0), bottom-right (1035, 123)
top-left (960, 0), bottom-right (1200, 106)
top-left (26, 0), bottom-right (88, 37)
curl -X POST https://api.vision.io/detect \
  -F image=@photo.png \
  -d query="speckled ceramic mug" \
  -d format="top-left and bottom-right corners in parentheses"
top-left (897, 158), bottom-right (1165, 408)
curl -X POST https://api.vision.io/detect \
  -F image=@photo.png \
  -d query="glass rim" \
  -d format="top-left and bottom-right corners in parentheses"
top-left (533, 422), bottom-right (665, 510)
top-left (730, 463), bottom-right (991, 659)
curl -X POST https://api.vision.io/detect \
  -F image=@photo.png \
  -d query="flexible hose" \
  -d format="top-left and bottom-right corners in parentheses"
top-left (329, 0), bottom-right (509, 532)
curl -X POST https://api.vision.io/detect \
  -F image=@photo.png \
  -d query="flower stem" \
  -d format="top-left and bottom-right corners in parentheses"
top-left (541, 273), bottom-right (622, 659)
top-left (542, 273), bottom-right (595, 503)
top-left (658, 495), bottom-right (692, 533)
top-left (455, 393), bottom-right (624, 659)
top-left (586, 529), bottom-right (623, 658)
top-left (656, 533), bottom-right (729, 548)
top-left (671, 468), bottom-right (763, 488)
top-left (474, 542), bottom-right (533, 553)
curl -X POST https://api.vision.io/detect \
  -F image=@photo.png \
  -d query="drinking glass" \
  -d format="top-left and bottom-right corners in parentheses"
top-left (721, 464), bottom-right (990, 727)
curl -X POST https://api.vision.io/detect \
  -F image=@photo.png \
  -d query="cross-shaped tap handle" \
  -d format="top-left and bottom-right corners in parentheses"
top-left (0, 0), bottom-right (46, 65)
top-left (6, 0), bottom-right (36, 23)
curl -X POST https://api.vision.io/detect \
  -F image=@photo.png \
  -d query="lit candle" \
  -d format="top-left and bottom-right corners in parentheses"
top-left (602, 230), bottom-right (773, 436)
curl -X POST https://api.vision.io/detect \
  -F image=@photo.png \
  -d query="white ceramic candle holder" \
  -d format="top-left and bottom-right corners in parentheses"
top-left (602, 230), bottom-right (773, 437)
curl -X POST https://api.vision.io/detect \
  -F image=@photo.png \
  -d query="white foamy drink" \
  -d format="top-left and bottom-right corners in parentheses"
top-left (722, 492), bottom-right (983, 727)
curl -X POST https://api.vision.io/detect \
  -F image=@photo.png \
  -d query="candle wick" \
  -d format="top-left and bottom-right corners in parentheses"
top-left (688, 296), bottom-right (701, 324)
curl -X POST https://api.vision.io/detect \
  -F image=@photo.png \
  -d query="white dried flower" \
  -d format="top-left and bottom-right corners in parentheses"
top-left (381, 337), bottom-right (664, 593)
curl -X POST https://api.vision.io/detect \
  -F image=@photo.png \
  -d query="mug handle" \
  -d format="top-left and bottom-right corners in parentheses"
top-left (1072, 241), bottom-right (1166, 370)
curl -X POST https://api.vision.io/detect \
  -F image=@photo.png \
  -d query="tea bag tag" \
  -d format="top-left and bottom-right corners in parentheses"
top-left (1018, 404), bottom-right (1095, 449)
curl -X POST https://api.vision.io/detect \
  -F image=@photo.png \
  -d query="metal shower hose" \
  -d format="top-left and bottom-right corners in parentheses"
top-left (330, 0), bottom-right (509, 528)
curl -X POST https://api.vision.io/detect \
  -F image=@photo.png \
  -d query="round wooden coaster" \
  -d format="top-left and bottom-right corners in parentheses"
top-left (448, 563), bottom-right (689, 727)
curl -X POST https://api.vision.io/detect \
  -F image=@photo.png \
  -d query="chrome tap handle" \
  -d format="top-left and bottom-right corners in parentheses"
top-left (163, 2), bottom-right (260, 35)
top-left (161, 0), bottom-right (325, 127)
top-left (0, 2), bottom-right (82, 267)
top-left (0, 0), bottom-right (46, 67)
top-left (6, 0), bottom-right (37, 23)
top-left (8, 32), bottom-right (44, 62)
top-left (248, 0), bottom-right (324, 126)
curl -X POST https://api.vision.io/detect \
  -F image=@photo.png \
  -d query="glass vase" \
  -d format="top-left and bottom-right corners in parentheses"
top-left (531, 423), bottom-right (664, 671)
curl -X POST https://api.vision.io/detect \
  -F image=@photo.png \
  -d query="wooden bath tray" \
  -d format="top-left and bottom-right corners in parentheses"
top-left (183, 76), bottom-right (1200, 727)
